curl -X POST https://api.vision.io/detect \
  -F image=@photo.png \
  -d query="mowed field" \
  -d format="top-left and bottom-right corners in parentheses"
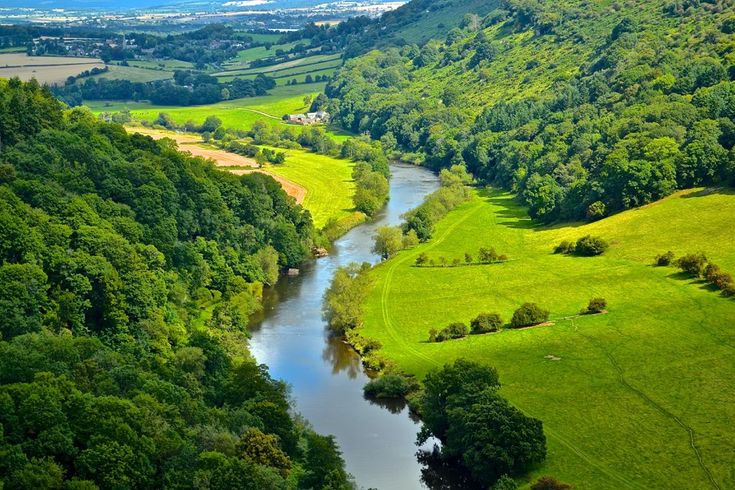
top-left (0, 53), bottom-right (104, 85)
top-left (260, 146), bottom-right (358, 229)
top-left (361, 187), bottom-right (735, 489)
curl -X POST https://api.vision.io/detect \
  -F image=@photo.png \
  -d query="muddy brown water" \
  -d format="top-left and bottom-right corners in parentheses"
top-left (248, 163), bottom-right (440, 489)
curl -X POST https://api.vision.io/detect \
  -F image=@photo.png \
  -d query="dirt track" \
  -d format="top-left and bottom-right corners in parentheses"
top-left (130, 127), bottom-right (306, 203)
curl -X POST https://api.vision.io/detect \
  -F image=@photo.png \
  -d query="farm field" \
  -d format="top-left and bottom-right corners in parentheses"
top-left (361, 187), bottom-right (735, 489)
top-left (87, 64), bottom-right (174, 83)
top-left (0, 53), bottom-right (104, 85)
top-left (221, 41), bottom-right (303, 69)
top-left (260, 146), bottom-right (358, 229)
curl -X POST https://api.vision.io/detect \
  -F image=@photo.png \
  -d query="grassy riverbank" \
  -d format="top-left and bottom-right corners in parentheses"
top-left (361, 187), bottom-right (735, 489)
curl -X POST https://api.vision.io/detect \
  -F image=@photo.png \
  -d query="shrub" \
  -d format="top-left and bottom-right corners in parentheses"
top-left (530, 476), bottom-right (571, 490)
top-left (582, 298), bottom-right (607, 314)
top-left (723, 284), bottom-right (735, 298)
top-left (363, 374), bottom-right (417, 399)
top-left (554, 240), bottom-right (575, 254)
top-left (677, 253), bottom-right (708, 277)
top-left (415, 253), bottom-right (429, 266)
top-left (704, 263), bottom-right (733, 291)
top-left (479, 247), bottom-right (499, 263)
top-left (432, 322), bottom-right (470, 342)
top-left (574, 235), bottom-right (609, 256)
top-left (464, 252), bottom-right (473, 264)
top-left (492, 475), bottom-right (519, 490)
top-left (654, 251), bottom-right (675, 266)
top-left (471, 313), bottom-right (503, 334)
top-left (510, 303), bottom-right (549, 328)
top-left (498, 254), bottom-right (508, 262)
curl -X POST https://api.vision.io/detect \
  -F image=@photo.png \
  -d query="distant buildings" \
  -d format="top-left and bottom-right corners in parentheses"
top-left (287, 111), bottom-right (330, 125)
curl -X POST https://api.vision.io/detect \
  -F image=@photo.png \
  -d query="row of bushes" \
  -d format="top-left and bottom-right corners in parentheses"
top-left (555, 235), bottom-right (609, 256)
top-left (429, 298), bottom-right (608, 343)
top-left (656, 251), bottom-right (734, 296)
top-left (414, 247), bottom-right (508, 267)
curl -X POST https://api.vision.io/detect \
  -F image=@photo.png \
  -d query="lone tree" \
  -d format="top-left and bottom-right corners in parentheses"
top-left (582, 298), bottom-right (607, 315)
top-left (372, 226), bottom-right (403, 260)
top-left (677, 252), bottom-right (708, 277)
top-left (510, 303), bottom-right (549, 328)
top-left (573, 235), bottom-right (609, 256)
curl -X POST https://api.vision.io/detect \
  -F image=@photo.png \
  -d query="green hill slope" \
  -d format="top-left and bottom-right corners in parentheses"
top-left (361, 187), bottom-right (735, 488)
top-left (326, 0), bottom-right (735, 222)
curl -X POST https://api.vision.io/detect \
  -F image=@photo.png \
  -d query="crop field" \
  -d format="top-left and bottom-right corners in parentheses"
top-left (361, 188), bottom-right (735, 489)
top-left (125, 59), bottom-right (194, 71)
top-left (216, 53), bottom-right (341, 78)
top-left (260, 146), bottom-right (357, 229)
top-left (221, 41), bottom-right (304, 70)
top-left (0, 53), bottom-right (104, 85)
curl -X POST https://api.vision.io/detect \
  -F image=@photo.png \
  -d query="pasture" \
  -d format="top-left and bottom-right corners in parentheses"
top-left (361, 187), bottom-right (735, 489)
top-left (0, 53), bottom-right (104, 85)
top-left (88, 64), bottom-right (174, 83)
top-left (261, 146), bottom-right (358, 229)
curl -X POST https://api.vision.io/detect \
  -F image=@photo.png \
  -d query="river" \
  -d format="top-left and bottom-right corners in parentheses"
top-left (248, 163), bottom-right (440, 490)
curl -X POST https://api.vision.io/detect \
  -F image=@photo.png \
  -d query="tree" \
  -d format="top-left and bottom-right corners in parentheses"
top-left (530, 476), bottom-right (572, 490)
top-left (0, 264), bottom-right (48, 339)
top-left (510, 303), bottom-right (549, 328)
top-left (471, 313), bottom-right (503, 334)
top-left (433, 322), bottom-right (469, 342)
top-left (372, 226), bottom-right (404, 259)
top-left (415, 253), bottom-right (429, 266)
top-left (677, 253), bottom-right (708, 277)
top-left (300, 434), bottom-right (351, 490)
top-left (323, 263), bottom-right (372, 334)
top-left (582, 298), bottom-right (607, 314)
top-left (574, 235), bottom-right (609, 256)
top-left (654, 251), bottom-right (675, 266)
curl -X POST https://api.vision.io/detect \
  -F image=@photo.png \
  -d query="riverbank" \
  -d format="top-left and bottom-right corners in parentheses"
top-left (358, 186), bottom-right (735, 489)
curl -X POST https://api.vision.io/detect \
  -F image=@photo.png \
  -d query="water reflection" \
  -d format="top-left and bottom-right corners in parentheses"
top-left (322, 337), bottom-right (362, 378)
top-left (417, 446), bottom-right (481, 490)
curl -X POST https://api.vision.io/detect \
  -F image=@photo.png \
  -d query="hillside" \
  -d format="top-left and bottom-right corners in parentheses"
top-left (326, 0), bottom-right (735, 222)
top-left (360, 187), bottom-right (735, 488)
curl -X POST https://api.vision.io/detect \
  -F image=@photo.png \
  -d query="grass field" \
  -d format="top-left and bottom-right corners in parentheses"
top-left (261, 146), bottom-right (358, 229)
top-left (361, 187), bottom-right (735, 489)
top-left (85, 83), bottom-right (326, 129)
top-left (88, 64), bottom-right (174, 83)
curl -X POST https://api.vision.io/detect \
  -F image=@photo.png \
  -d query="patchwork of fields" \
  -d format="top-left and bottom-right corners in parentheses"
top-left (361, 188), bottom-right (735, 489)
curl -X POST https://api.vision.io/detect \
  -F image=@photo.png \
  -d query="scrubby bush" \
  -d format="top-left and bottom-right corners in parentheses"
top-left (554, 240), bottom-right (575, 254)
top-left (431, 322), bottom-right (470, 342)
top-left (581, 298), bottom-right (607, 314)
top-left (479, 247), bottom-right (499, 263)
top-left (704, 263), bottom-right (733, 291)
top-left (415, 252), bottom-right (429, 266)
top-left (530, 476), bottom-right (572, 490)
top-left (654, 251), bottom-right (675, 266)
top-left (471, 313), bottom-right (503, 334)
top-left (493, 475), bottom-right (519, 490)
top-left (363, 374), bottom-right (418, 399)
top-left (677, 253), bottom-right (708, 277)
top-left (510, 303), bottom-right (549, 328)
top-left (574, 235), bottom-right (609, 256)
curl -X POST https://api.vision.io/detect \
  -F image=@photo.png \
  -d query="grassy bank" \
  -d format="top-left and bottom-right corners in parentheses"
top-left (361, 187), bottom-right (735, 489)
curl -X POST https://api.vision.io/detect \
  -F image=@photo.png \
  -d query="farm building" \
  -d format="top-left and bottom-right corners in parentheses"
top-left (287, 111), bottom-right (330, 125)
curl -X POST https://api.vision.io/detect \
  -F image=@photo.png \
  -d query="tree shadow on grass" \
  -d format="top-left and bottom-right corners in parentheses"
top-left (679, 187), bottom-right (735, 199)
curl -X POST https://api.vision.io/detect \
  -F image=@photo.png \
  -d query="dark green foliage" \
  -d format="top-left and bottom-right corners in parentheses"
top-left (655, 251), bottom-right (675, 266)
top-left (573, 235), bottom-right (609, 256)
top-left (363, 374), bottom-right (418, 399)
top-left (510, 303), bottom-right (549, 328)
top-left (0, 80), bottom-right (347, 489)
top-left (300, 433), bottom-right (352, 490)
top-left (471, 313), bottom-right (503, 334)
top-left (431, 322), bottom-right (470, 342)
top-left (417, 360), bottom-right (546, 487)
top-left (582, 298), bottom-right (607, 315)
top-left (530, 475), bottom-right (572, 490)
top-left (323, 262), bottom-right (373, 334)
top-left (677, 252), bottom-right (708, 277)
top-left (554, 240), bottom-right (575, 255)
top-left (493, 475), bottom-right (519, 489)
top-left (704, 263), bottom-right (734, 292)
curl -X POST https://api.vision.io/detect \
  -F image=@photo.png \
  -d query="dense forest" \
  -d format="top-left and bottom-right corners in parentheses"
top-left (325, 0), bottom-right (735, 222)
top-left (0, 78), bottom-right (353, 489)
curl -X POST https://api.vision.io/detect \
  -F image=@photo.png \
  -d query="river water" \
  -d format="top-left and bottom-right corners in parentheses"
top-left (248, 163), bottom-right (440, 490)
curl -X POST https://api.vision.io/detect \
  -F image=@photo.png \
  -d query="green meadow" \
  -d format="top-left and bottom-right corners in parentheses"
top-left (85, 83), bottom-right (327, 130)
top-left (261, 147), bottom-right (358, 229)
top-left (361, 188), bottom-right (735, 489)
top-left (88, 64), bottom-right (174, 83)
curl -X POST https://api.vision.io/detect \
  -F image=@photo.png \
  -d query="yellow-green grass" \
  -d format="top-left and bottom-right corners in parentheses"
top-left (242, 32), bottom-right (283, 44)
top-left (216, 53), bottom-right (341, 77)
top-left (260, 146), bottom-right (357, 229)
top-left (85, 83), bottom-right (326, 129)
top-left (361, 187), bottom-right (735, 489)
top-left (222, 42), bottom-right (303, 69)
top-left (124, 59), bottom-right (194, 71)
top-left (88, 64), bottom-right (174, 83)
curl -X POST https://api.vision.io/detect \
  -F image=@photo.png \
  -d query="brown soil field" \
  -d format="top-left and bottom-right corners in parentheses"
top-left (0, 54), bottom-right (104, 85)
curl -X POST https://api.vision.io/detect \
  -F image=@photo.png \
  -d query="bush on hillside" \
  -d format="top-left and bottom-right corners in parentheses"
top-left (530, 476), bottom-right (572, 490)
top-left (471, 313), bottom-right (504, 334)
top-left (492, 475), bottom-right (519, 490)
top-left (677, 253), bottom-right (708, 277)
top-left (574, 235), bottom-right (609, 256)
top-left (704, 263), bottom-right (733, 291)
top-left (581, 298), bottom-right (607, 315)
top-left (510, 303), bottom-right (549, 328)
top-left (554, 240), bottom-right (575, 255)
top-left (363, 374), bottom-right (418, 399)
top-left (430, 322), bottom-right (470, 342)
top-left (654, 251), bottom-right (676, 266)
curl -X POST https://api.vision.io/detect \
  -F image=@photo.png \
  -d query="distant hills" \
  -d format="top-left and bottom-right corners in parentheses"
top-left (1, 0), bottom-right (401, 12)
